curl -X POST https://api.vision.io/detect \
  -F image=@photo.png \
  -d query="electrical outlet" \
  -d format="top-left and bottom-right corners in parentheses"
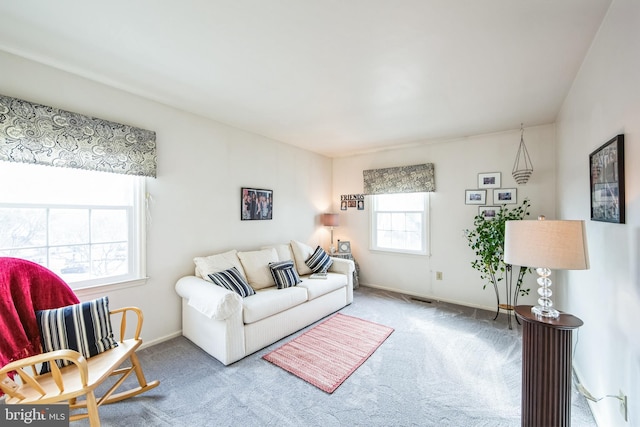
top-left (619, 390), bottom-right (628, 422)
top-left (436, 271), bottom-right (443, 280)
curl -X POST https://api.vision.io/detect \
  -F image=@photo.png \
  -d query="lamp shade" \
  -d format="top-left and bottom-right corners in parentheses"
top-left (321, 213), bottom-right (339, 227)
top-left (504, 219), bottom-right (589, 270)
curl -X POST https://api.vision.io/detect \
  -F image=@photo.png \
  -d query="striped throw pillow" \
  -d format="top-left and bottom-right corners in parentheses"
top-left (36, 296), bottom-right (118, 373)
top-left (269, 260), bottom-right (302, 289)
top-left (208, 267), bottom-right (256, 298)
top-left (305, 246), bottom-right (333, 273)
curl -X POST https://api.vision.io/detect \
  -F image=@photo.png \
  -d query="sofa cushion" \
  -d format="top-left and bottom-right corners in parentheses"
top-left (237, 248), bottom-right (278, 289)
top-left (208, 267), bottom-right (256, 298)
top-left (194, 249), bottom-right (246, 282)
top-left (269, 260), bottom-right (302, 289)
top-left (305, 246), bottom-right (333, 273)
top-left (261, 243), bottom-right (295, 262)
top-left (298, 273), bottom-right (348, 300)
top-left (242, 286), bottom-right (308, 324)
top-left (36, 296), bottom-right (118, 373)
top-left (290, 240), bottom-right (315, 276)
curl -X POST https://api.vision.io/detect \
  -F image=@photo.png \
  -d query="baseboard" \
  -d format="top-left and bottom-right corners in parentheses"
top-left (140, 330), bottom-right (183, 350)
top-left (359, 282), bottom-right (499, 313)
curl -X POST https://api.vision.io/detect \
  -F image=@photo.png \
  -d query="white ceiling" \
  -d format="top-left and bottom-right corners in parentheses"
top-left (0, 0), bottom-right (611, 157)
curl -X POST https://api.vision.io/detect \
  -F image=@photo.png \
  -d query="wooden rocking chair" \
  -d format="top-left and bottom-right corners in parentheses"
top-left (0, 258), bottom-right (159, 426)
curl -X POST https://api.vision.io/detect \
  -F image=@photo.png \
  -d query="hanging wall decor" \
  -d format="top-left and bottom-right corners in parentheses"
top-left (512, 124), bottom-right (533, 185)
top-left (241, 187), bottom-right (273, 220)
top-left (590, 134), bottom-right (625, 224)
top-left (341, 194), bottom-right (364, 210)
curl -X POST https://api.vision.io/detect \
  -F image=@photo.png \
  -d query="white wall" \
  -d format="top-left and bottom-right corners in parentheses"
top-left (556, 0), bottom-right (639, 424)
top-left (0, 50), bottom-right (334, 346)
top-left (332, 125), bottom-right (556, 311)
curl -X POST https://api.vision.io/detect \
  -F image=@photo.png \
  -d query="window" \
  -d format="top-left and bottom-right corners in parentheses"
top-left (370, 192), bottom-right (429, 255)
top-left (0, 162), bottom-right (145, 289)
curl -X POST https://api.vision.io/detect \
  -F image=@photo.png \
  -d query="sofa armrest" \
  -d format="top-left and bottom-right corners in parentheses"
top-left (175, 276), bottom-right (242, 320)
top-left (328, 257), bottom-right (355, 276)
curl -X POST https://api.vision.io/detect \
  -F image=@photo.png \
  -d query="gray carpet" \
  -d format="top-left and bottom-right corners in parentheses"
top-left (76, 287), bottom-right (596, 426)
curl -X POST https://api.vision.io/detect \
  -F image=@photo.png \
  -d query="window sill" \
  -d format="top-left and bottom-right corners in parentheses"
top-left (73, 277), bottom-right (149, 299)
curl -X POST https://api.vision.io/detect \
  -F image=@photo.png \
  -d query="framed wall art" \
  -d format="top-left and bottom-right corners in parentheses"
top-left (493, 188), bottom-right (517, 204)
top-left (465, 190), bottom-right (486, 205)
top-left (590, 134), bottom-right (625, 223)
top-left (241, 187), bottom-right (273, 220)
top-left (478, 172), bottom-right (501, 189)
top-left (479, 206), bottom-right (501, 220)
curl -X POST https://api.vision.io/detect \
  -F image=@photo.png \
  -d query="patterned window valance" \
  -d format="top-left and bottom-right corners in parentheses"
top-left (363, 163), bottom-right (435, 194)
top-left (0, 94), bottom-right (157, 178)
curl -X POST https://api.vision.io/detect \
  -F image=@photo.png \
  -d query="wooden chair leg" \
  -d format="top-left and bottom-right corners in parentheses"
top-left (129, 352), bottom-right (149, 387)
top-left (85, 391), bottom-right (101, 427)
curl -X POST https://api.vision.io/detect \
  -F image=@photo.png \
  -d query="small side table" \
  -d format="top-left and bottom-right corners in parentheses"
top-left (515, 305), bottom-right (583, 427)
top-left (331, 252), bottom-right (359, 289)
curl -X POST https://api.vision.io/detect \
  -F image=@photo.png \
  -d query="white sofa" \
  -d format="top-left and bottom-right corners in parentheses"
top-left (175, 241), bottom-right (355, 365)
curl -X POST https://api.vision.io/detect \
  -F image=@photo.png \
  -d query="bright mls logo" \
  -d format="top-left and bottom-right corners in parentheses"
top-left (2, 405), bottom-right (68, 426)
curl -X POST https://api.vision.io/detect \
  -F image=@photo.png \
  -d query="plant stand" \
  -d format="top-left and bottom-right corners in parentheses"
top-left (492, 265), bottom-right (522, 329)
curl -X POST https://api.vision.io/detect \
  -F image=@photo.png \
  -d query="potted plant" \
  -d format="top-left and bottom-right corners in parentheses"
top-left (464, 198), bottom-right (532, 324)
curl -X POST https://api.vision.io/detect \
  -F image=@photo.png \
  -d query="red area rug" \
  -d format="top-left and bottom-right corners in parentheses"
top-left (262, 313), bottom-right (394, 393)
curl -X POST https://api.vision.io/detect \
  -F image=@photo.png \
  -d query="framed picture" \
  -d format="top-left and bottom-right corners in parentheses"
top-left (465, 190), bottom-right (486, 205)
top-left (357, 200), bottom-right (365, 210)
top-left (340, 201), bottom-right (347, 210)
top-left (478, 172), bottom-right (501, 189)
top-left (337, 240), bottom-right (351, 254)
top-left (479, 206), bottom-right (501, 219)
top-left (493, 188), bottom-right (517, 204)
top-left (590, 134), bottom-right (625, 223)
top-left (241, 187), bottom-right (273, 220)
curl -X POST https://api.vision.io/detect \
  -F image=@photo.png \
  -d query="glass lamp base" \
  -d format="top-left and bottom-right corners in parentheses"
top-left (531, 305), bottom-right (560, 319)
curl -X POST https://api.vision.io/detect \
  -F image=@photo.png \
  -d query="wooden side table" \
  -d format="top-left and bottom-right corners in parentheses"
top-left (515, 305), bottom-right (583, 427)
top-left (331, 252), bottom-right (359, 289)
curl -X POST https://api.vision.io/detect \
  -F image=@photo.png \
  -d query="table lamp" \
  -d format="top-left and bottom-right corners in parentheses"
top-left (321, 213), bottom-right (339, 254)
top-left (504, 216), bottom-right (589, 318)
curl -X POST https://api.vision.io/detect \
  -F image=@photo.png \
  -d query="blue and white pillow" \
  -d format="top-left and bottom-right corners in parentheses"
top-left (269, 260), bottom-right (302, 289)
top-left (305, 246), bottom-right (333, 273)
top-left (37, 296), bottom-right (118, 373)
top-left (208, 267), bottom-right (256, 298)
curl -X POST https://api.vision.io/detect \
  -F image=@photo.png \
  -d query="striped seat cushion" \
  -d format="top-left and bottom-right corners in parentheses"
top-left (208, 267), bottom-right (256, 298)
top-left (36, 296), bottom-right (118, 373)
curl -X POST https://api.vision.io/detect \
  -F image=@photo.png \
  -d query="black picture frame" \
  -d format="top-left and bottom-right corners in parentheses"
top-left (241, 187), bottom-right (273, 220)
top-left (590, 134), bottom-right (625, 223)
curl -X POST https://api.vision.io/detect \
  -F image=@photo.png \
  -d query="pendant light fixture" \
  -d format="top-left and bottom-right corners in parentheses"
top-left (512, 123), bottom-right (533, 185)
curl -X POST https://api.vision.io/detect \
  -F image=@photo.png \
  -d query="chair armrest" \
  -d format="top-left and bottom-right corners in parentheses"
top-left (0, 349), bottom-right (89, 399)
top-left (175, 276), bottom-right (243, 320)
top-left (110, 306), bottom-right (143, 342)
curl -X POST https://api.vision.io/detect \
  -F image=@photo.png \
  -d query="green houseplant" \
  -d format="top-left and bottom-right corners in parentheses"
top-left (464, 198), bottom-right (532, 321)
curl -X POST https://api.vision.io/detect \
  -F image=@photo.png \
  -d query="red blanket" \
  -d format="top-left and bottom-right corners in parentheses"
top-left (0, 257), bottom-right (79, 369)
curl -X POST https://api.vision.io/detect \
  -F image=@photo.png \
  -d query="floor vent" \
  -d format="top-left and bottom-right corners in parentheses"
top-left (411, 296), bottom-right (433, 304)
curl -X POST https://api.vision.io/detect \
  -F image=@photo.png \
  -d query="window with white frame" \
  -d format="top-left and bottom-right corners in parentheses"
top-left (370, 192), bottom-right (429, 255)
top-left (0, 161), bottom-right (145, 289)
